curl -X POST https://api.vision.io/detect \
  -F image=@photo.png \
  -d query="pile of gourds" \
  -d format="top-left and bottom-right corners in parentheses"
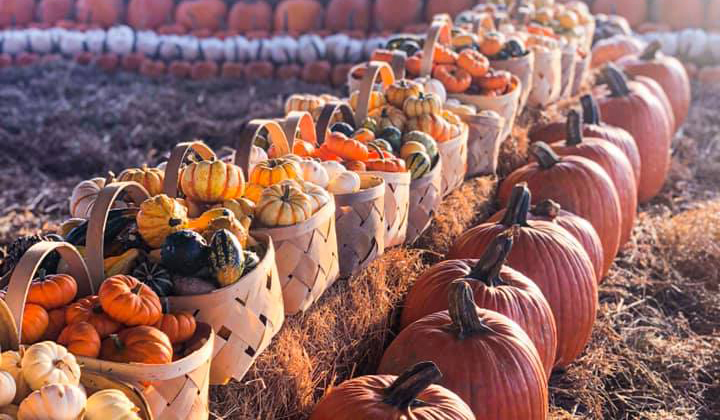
top-left (0, 341), bottom-right (143, 419)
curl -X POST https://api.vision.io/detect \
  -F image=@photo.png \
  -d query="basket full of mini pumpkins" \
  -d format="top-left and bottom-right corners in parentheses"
top-left (0, 240), bottom-right (213, 420)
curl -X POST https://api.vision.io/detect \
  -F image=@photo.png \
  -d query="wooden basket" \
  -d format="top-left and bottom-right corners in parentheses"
top-left (89, 180), bottom-right (285, 386)
top-left (490, 49), bottom-right (535, 111)
top-left (236, 120), bottom-right (340, 315)
top-left (560, 46), bottom-right (578, 99)
top-left (81, 371), bottom-right (155, 420)
top-left (528, 41), bottom-right (562, 108)
top-left (405, 155), bottom-right (442, 244)
top-left (437, 123), bottom-right (468, 197)
top-left (2, 240), bottom-right (213, 420)
top-left (459, 112), bottom-right (506, 177)
top-left (571, 52), bottom-right (591, 96)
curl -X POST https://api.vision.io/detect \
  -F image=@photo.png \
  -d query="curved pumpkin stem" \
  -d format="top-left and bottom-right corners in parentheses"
top-left (580, 94), bottom-right (602, 125)
top-left (640, 40), bottom-right (662, 61)
top-left (531, 199), bottom-right (561, 220)
top-left (382, 361), bottom-right (442, 410)
top-left (565, 109), bottom-right (584, 147)
top-left (500, 183), bottom-right (531, 227)
top-left (448, 280), bottom-right (492, 339)
top-left (531, 142), bottom-right (561, 169)
top-left (466, 230), bottom-right (514, 287)
top-left (604, 64), bottom-right (631, 98)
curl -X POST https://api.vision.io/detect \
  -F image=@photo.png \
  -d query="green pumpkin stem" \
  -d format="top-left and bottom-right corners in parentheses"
top-left (604, 64), bottom-right (631, 98)
top-left (531, 142), bottom-right (561, 169)
top-left (382, 361), bottom-right (442, 410)
top-left (448, 280), bottom-right (492, 339)
top-left (580, 94), bottom-right (602, 125)
top-left (565, 109), bottom-right (584, 146)
top-left (466, 230), bottom-right (514, 287)
top-left (500, 183), bottom-right (532, 227)
top-left (640, 40), bottom-right (662, 61)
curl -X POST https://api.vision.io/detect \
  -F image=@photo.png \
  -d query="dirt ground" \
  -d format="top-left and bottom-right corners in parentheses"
top-left (1, 62), bottom-right (719, 419)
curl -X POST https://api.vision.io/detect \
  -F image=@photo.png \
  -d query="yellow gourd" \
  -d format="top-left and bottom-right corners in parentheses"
top-left (117, 164), bottom-right (165, 196)
top-left (180, 158), bottom-right (245, 203)
top-left (103, 248), bottom-right (140, 277)
top-left (136, 194), bottom-right (189, 248)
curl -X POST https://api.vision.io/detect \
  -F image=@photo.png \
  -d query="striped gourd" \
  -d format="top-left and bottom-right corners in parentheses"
top-left (405, 151), bottom-right (432, 180)
top-left (209, 229), bottom-right (245, 287)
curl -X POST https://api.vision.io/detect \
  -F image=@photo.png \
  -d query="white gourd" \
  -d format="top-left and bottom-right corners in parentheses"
top-left (327, 171), bottom-right (361, 194)
top-left (320, 161), bottom-right (346, 182)
top-left (21, 342), bottom-right (81, 391)
top-left (0, 371), bottom-right (15, 407)
top-left (18, 384), bottom-right (86, 420)
top-left (299, 160), bottom-right (329, 188)
top-left (136, 30), bottom-right (160, 57)
top-left (27, 28), bottom-right (53, 54)
top-left (1, 350), bottom-right (31, 404)
top-left (106, 25), bottom-right (134, 55)
top-left (85, 389), bottom-right (141, 420)
top-left (84, 29), bottom-right (107, 54)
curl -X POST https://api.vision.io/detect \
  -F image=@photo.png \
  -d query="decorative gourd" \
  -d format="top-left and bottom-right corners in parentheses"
top-left (18, 384), bottom-right (86, 420)
top-left (66, 295), bottom-right (121, 338)
top-left (100, 325), bottom-right (173, 364)
top-left (243, 250), bottom-right (261, 275)
top-left (349, 90), bottom-right (386, 112)
top-left (365, 144), bottom-right (407, 173)
top-left (40, 307), bottom-right (67, 342)
top-left (208, 229), bottom-right (245, 287)
top-left (293, 139), bottom-right (316, 157)
top-left (249, 158), bottom-right (302, 187)
top-left (131, 262), bottom-right (172, 298)
top-left (376, 126), bottom-right (403, 152)
top-left (243, 183), bottom-right (264, 204)
top-left (21, 304), bottom-right (49, 345)
top-left (26, 273), bottom-right (77, 310)
top-left (160, 229), bottom-right (209, 276)
top-left (403, 92), bottom-right (443, 117)
top-left (400, 141), bottom-right (427, 159)
top-left (402, 131), bottom-right (438, 159)
top-left (415, 77), bottom-right (447, 104)
top-left (117, 165), bottom-right (165, 196)
top-left (310, 362), bottom-right (475, 420)
top-left (137, 194), bottom-right (189, 248)
top-left (104, 248), bottom-right (141, 277)
top-left (330, 122), bottom-right (355, 137)
top-left (408, 113), bottom-right (451, 143)
top-left (249, 145), bottom-right (269, 174)
top-left (321, 160), bottom-right (346, 182)
top-left (153, 312), bottom-right (197, 344)
top-left (22, 341), bottom-right (81, 390)
top-left (324, 132), bottom-right (370, 161)
top-left (58, 321), bottom-right (101, 358)
top-left (184, 208), bottom-right (232, 232)
top-left (180, 158), bottom-right (245, 203)
top-left (448, 184), bottom-right (597, 367)
top-left (370, 139), bottom-right (393, 154)
top-left (379, 280), bottom-right (548, 418)
top-left (368, 106), bottom-right (408, 132)
top-left (85, 389), bottom-right (141, 420)
top-left (327, 171), bottom-right (361, 194)
top-left (386, 79), bottom-right (424, 109)
top-left (69, 176), bottom-right (123, 219)
top-left (457, 49), bottom-right (489, 77)
top-left (0, 371), bottom-right (15, 407)
top-left (299, 160), bottom-right (330, 188)
top-left (301, 181), bottom-right (331, 213)
top-left (256, 182), bottom-right (313, 227)
top-left (98, 275), bottom-right (163, 326)
top-left (2, 350), bottom-right (31, 404)
top-left (500, 142), bottom-right (622, 275)
top-left (285, 94), bottom-right (324, 114)
top-left (352, 128), bottom-right (375, 144)
top-left (405, 152), bottom-right (432, 180)
top-left (213, 199), bottom-right (255, 230)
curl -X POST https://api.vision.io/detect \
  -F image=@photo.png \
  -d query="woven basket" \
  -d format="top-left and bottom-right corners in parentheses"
top-left (490, 49), bottom-right (535, 111)
top-left (560, 46), bottom-right (578, 99)
top-left (405, 156), bottom-right (442, 244)
top-left (572, 52), bottom-right (591, 96)
top-left (460, 112), bottom-right (506, 177)
top-left (1, 240), bottom-right (213, 420)
top-left (88, 180), bottom-right (285, 386)
top-left (237, 120), bottom-right (340, 315)
top-left (437, 123), bottom-right (468, 197)
top-left (528, 41), bottom-right (562, 108)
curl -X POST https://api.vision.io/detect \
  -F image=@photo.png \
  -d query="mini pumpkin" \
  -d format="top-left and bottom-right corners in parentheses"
top-left (386, 79), bottom-right (424, 109)
top-left (368, 105), bottom-right (407, 132)
top-left (407, 114), bottom-right (452, 142)
top-left (136, 194), bottom-right (189, 248)
top-left (58, 321), bottom-right (102, 358)
top-left (118, 164), bottom-right (165, 196)
top-left (301, 180), bottom-right (331, 212)
top-left (324, 132), bottom-right (370, 161)
top-left (21, 304), bottom-right (49, 345)
top-left (249, 158), bottom-right (302, 187)
top-left (85, 389), bottom-right (141, 420)
top-left (26, 273), bottom-right (77, 310)
top-left (153, 312), bottom-right (197, 344)
top-left (457, 48), bottom-right (490, 77)
top-left (0, 371), bottom-right (15, 407)
top-left (18, 384), bottom-right (86, 420)
top-left (256, 182), bottom-right (313, 227)
top-left (432, 64), bottom-right (471, 94)
top-left (327, 171), bottom-right (361, 194)
top-left (100, 325), bottom-right (173, 364)
top-left (352, 128), bottom-right (375, 144)
top-left (69, 176), bottom-right (123, 218)
top-left (403, 92), bottom-right (443, 117)
top-left (180, 157), bottom-right (245, 203)
top-left (98, 275), bottom-right (163, 326)
top-left (349, 89), bottom-right (386, 112)
top-left (66, 295), bottom-right (122, 338)
top-left (299, 159), bottom-right (330, 188)
top-left (1, 351), bottom-right (31, 404)
top-left (22, 341), bottom-right (81, 390)
top-left (403, 131), bottom-right (438, 159)
top-left (285, 93), bottom-right (325, 114)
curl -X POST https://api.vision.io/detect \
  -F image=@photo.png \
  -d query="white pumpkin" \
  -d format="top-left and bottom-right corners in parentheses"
top-left (3, 30), bottom-right (29, 55)
top-left (297, 34), bottom-right (326, 64)
top-left (136, 30), bottom-right (160, 58)
top-left (18, 384), bottom-right (86, 420)
top-left (299, 160), bottom-right (329, 188)
top-left (362, 36), bottom-right (386, 59)
top-left (27, 28), bottom-right (53, 54)
top-left (69, 177), bottom-right (122, 219)
top-left (1, 350), bottom-right (31, 404)
top-left (270, 35), bottom-right (298, 65)
top-left (85, 389), bottom-right (141, 420)
top-left (249, 145), bottom-right (269, 175)
top-left (300, 181), bottom-right (331, 213)
top-left (22, 342), bottom-right (81, 391)
top-left (59, 30), bottom-right (86, 56)
top-left (178, 36), bottom-right (201, 60)
top-left (320, 161), bottom-right (346, 182)
top-left (106, 25), bottom-right (134, 55)
top-left (327, 171), bottom-right (361, 195)
top-left (345, 38), bottom-right (364, 63)
top-left (84, 29), bottom-right (107, 54)
top-left (0, 370), bottom-right (15, 407)
top-left (415, 77), bottom-right (447, 104)
top-left (325, 33), bottom-right (351, 63)
top-left (158, 35), bottom-right (182, 60)
top-left (200, 37), bottom-right (225, 62)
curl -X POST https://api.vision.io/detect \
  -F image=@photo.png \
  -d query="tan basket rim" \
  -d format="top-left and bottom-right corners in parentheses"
top-left (365, 169), bottom-right (411, 186)
top-left (353, 61), bottom-right (395, 126)
top-left (251, 198), bottom-right (336, 241)
top-left (235, 119), bottom-right (292, 179)
top-left (419, 20), bottom-right (453, 78)
top-left (457, 111), bottom-right (506, 128)
top-left (81, 371), bottom-right (155, 420)
top-left (489, 48), bottom-right (535, 66)
top-left (334, 174), bottom-right (386, 205)
top-left (449, 74), bottom-right (522, 101)
top-left (314, 102), bottom-right (356, 145)
top-left (162, 141), bottom-right (216, 198)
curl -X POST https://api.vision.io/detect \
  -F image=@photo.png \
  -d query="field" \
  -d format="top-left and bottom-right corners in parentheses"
top-left (1, 62), bottom-right (719, 419)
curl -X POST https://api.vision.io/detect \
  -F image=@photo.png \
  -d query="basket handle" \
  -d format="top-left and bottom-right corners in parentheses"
top-left (235, 119), bottom-right (291, 179)
top-left (86, 182), bottom-right (151, 288)
top-left (162, 141), bottom-right (216, 198)
top-left (315, 102), bottom-right (356, 145)
top-left (420, 20), bottom-right (452, 78)
top-left (353, 60), bottom-right (395, 126)
top-left (282, 111), bottom-right (318, 149)
top-left (390, 50), bottom-right (408, 80)
top-left (4, 241), bottom-right (93, 348)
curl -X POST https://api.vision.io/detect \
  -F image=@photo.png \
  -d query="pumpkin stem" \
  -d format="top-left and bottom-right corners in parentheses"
top-left (110, 334), bottom-right (125, 350)
top-left (105, 171), bottom-right (117, 184)
top-left (531, 142), bottom-right (561, 169)
top-left (565, 109), bottom-right (584, 146)
top-left (500, 183), bottom-right (531, 227)
top-left (640, 40), bottom-right (662, 61)
top-left (448, 280), bottom-right (492, 339)
top-left (580, 94), bottom-right (602, 125)
top-left (382, 361), bottom-right (442, 410)
top-left (168, 218), bottom-right (183, 227)
top-left (531, 199), bottom-right (561, 220)
top-left (466, 230), bottom-right (514, 287)
top-left (131, 283), bottom-right (144, 295)
top-left (604, 64), bottom-right (631, 98)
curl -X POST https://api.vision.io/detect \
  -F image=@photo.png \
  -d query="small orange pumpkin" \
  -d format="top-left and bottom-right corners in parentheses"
top-left (27, 273), bottom-right (78, 310)
top-left (153, 312), bottom-right (197, 344)
top-left (324, 132), bottom-right (370, 161)
top-left (21, 304), bottom-right (49, 345)
top-left (432, 64), bottom-right (471, 94)
top-left (98, 275), bottom-right (163, 326)
top-left (292, 139), bottom-right (316, 157)
top-left (457, 49), bottom-right (489, 77)
top-left (40, 307), bottom-right (67, 342)
top-left (58, 322), bottom-right (102, 358)
top-left (433, 44), bottom-right (458, 65)
top-left (100, 325), bottom-right (173, 364)
top-left (66, 296), bottom-right (122, 338)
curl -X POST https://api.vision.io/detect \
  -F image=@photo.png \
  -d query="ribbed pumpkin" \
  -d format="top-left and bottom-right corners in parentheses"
top-left (27, 273), bottom-right (78, 310)
top-left (118, 164), bottom-right (165, 196)
top-left (175, 0), bottom-right (228, 31)
top-left (379, 280), bottom-right (548, 419)
top-left (21, 304), bottom-right (48, 345)
top-left (180, 158), bottom-right (245, 203)
top-left (274, 0), bottom-right (324, 34)
top-left (386, 79), bottom-right (424, 109)
top-left (69, 176), bottom-right (124, 219)
top-left (0, 0), bottom-right (35, 27)
top-left (66, 295), bottom-right (121, 338)
top-left (58, 322), bottom-right (101, 358)
top-left (631, 74), bottom-right (675, 137)
top-left (310, 362), bottom-right (475, 420)
top-left (153, 312), bottom-right (197, 344)
top-left (98, 275), bottom-right (163, 326)
top-left (228, 0), bottom-right (272, 33)
top-left (324, 0), bottom-right (371, 32)
top-left (618, 41), bottom-right (690, 131)
top-left (75, 0), bottom-right (123, 27)
top-left (127, 0), bottom-right (174, 29)
top-left (656, 0), bottom-right (704, 30)
top-left (400, 231), bottom-right (558, 377)
top-left (100, 325), bottom-right (173, 364)
top-left (549, 110), bottom-right (637, 248)
top-left (591, 0), bottom-right (646, 27)
top-left (136, 194), bottom-right (189, 248)
top-left (448, 184), bottom-right (598, 367)
top-left (500, 142), bottom-right (622, 275)
top-left (372, 0), bottom-right (421, 31)
top-left (595, 65), bottom-right (672, 204)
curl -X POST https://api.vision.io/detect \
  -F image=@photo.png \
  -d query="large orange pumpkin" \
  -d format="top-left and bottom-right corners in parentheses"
top-left (58, 322), bottom-right (102, 358)
top-left (127, 0), bottom-right (174, 29)
top-left (175, 0), bottom-right (228, 31)
top-left (591, 35), bottom-right (645, 69)
top-left (0, 0), bottom-right (35, 27)
top-left (36, 0), bottom-right (72, 24)
top-left (379, 280), bottom-right (548, 419)
top-left (75, 0), bottom-right (123, 27)
top-left (448, 184), bottom-right (598, 367)
top-left (98, 275), bottom-right (163, 326)
top-left (549, 110), bottom-right (637, 248)
top-left (617, 41), bottom-right (691, 131)
top-left (591, 0), bottom-right (647, 27)
top-left (310, 362), bottom-right (475, 419)
top-left (656, 0), bottom-right (704, 30)
top-left (27, 273), bottom-right (78, 310)
top-left (153, 312), bottom-right (197, 344)
top-left (400, 230), bottom-right (558, 378)
top-left (595, 65), bottom-right (672, 204)
top-left (372, 0), bottom-right (422, 32)
top-left (325, 0), bottom-right (370, 32)
top-left (274, 0), bottom-right (324, 34)
top-left (228, 0), bottom-right (272, 33)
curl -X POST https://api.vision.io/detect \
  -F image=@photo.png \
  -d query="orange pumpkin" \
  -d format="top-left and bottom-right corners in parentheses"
top-left (325, 0), bottom-right (370, 32)
top-left (175, 0), bottom-right (228, 31)
top-left (343, 160), bottom-right (366, 172)
top-left (246, 60), bottom-right (275, 81)
top-left (475, 69), bottom-right (512, 92)
top-left (127, 0), bottom-right (174, 29)
top-left (27, 273), bottom-right (78, 310)
top-left (373, 0), bottom-right (421, 31)
top-left (365, 144), bottom-right (406, 172)
top-left (352, 128), bottom-right (375, 144)
top-left (98, 275), bottom-right (163, 326)
top-left (228, 0), bottom-right (272, 33)
top-left (324, 132), bottom-right (370, 161)
top-left (407, 114), bottom-right (452, 142)
top-left (457, 49), bottom-right (489, 78)
top-left (37, 0), bottom-right (72, 24)
top-left (58, 322), bottom-right (101, 358)
top-left (0, 0), bottom-right (35, 27)
top-left (274, 0), bottom-right (324, 34)
top-left (74, 0), bottom-right (123, 27)
top-left (432, 64), bottom-right (471, 94)
top-left (66, 296), bottom-right (122, 338)
top-left (40, 307), bottom-right (67, 341)
top-left (314, 144), bottom-right (343, 161)
top-left (292, 139), bottom-right (316, 157)
top-left (153, 312), bottom-right (197, 344)
top-left (302, 60), bottom-right (332, 84)
top-left (21, 304), bottom-right (49, 345)
top-left (479, 31), bottom-right (505, 57)
top-left (433, 45), bottom-right (458, 65)
top-left (100, 325), bottom-right (173, 364)
top-left (405, 53), bottom-right (423, 77)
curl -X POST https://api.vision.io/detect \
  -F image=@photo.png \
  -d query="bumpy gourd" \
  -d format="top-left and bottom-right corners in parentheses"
top-left (136, 194), bottom-right (189, 248)
top-left (118, 164), bottom-right (165, 196)
top-left (209, 229), bottom-right (245, 287)
top-left (180, 158), bottom-right (245, 203)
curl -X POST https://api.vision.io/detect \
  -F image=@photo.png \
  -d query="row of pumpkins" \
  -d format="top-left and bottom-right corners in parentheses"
top-left (0, 340), bottom-right (144, 419)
